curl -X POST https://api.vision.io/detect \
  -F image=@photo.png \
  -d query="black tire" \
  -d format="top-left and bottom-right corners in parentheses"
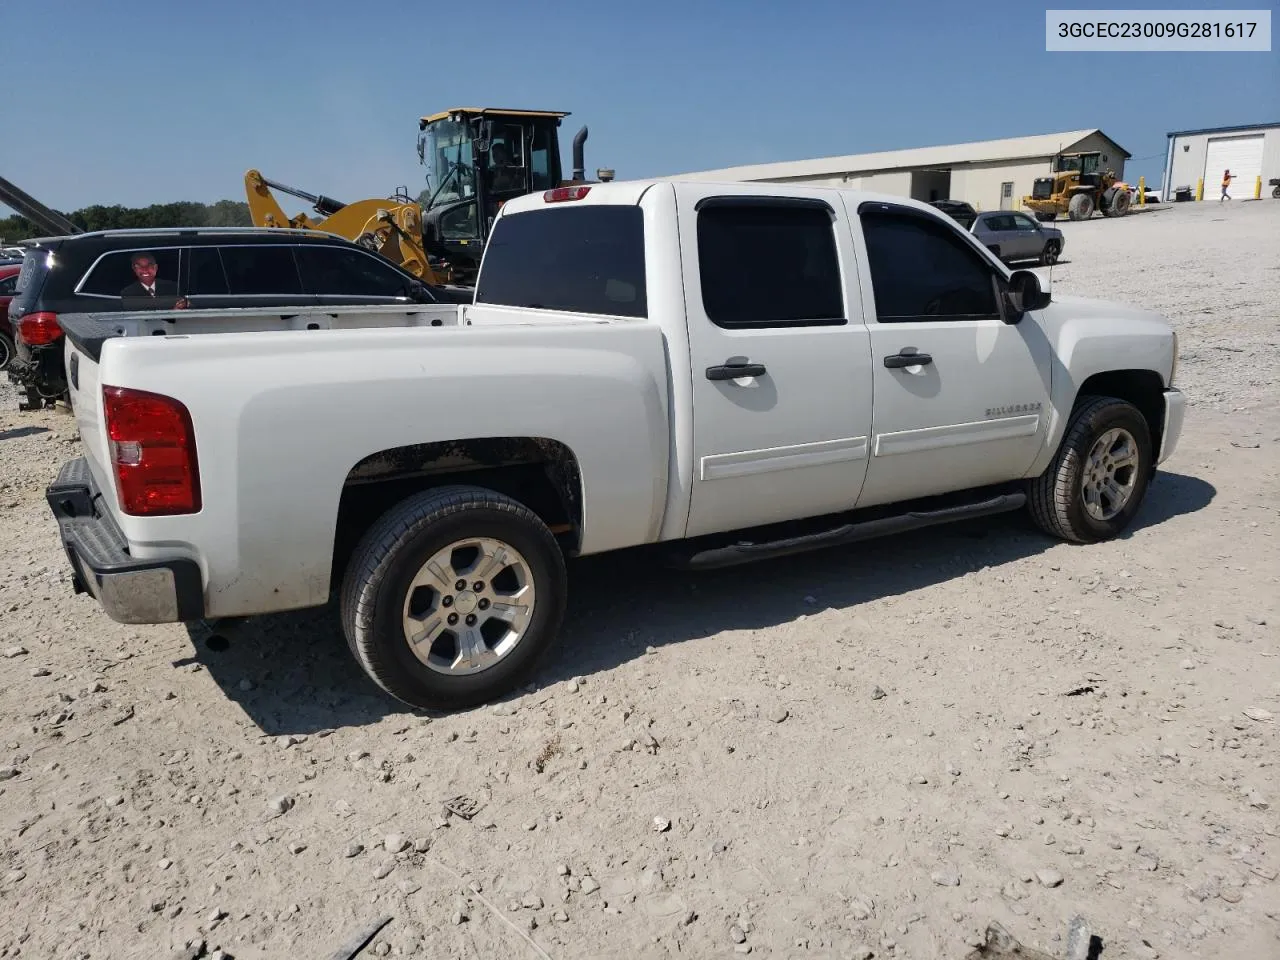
top-left (1035, 212), bottom-right (1057, 223)
top-left (0, 332), bottom-right (13, 373)
top-left (1068, 192), bottom-right (1094, 221)
top-left (1109, 188), bottom-right (1132, 217)
top-left (340, 484), bottom-right (567, 711)
top-left (1040, 241), bottom-right (1060, 265)
top-left (1028, 396), bottom-right (1153, 544)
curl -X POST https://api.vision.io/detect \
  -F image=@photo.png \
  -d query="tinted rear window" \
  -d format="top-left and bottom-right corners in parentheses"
top-left (220, 246), bottom-right (304, 296)
top-left (296, 246), bottom-right (411, 298)
top-left (475, 206), bottom-right (646, 318)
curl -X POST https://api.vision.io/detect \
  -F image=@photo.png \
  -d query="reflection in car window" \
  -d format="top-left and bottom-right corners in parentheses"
top-left (79, 249), bottom-right (182, 298)
top-left (860, 210), bottom-right (999, 322)
top-left (220, 246), bottom-right (303, 296)
top-left (295, 247), bottom-right (410, 297)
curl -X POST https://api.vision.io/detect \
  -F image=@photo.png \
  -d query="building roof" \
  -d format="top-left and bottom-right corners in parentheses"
top-left (673, 129), bottom-right (1130, 181)
top-left (1166, 121), bottom-right (1280, 138)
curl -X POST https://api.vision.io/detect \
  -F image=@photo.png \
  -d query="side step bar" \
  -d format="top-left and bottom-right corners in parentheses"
top-left (669, 492), bottom-right (1026, 571)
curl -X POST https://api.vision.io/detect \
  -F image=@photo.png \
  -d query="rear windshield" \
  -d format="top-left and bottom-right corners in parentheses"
top-left (474, 205), bottom-right (647, 318)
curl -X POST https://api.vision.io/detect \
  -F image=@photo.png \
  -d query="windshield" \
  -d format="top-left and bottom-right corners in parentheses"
top-left (1053, 154), bottom-right (1101, 175)
top-left (423, 119), bottom-right (476, 206)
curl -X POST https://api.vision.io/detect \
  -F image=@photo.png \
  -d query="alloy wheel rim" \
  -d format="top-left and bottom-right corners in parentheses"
top-left (401, 537), bottom-right (536, 676)
top-left (1081, 427), bottom-right (1140, 521)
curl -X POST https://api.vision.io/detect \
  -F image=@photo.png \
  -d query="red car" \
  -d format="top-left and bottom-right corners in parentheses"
top-left (0, 263), bottom-right (20, 371)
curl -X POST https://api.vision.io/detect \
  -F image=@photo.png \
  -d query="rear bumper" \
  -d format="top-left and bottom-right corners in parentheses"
top-left (46, 458), bottom-right (204, 624)
top-left (1158, 388), bottom-right (1186, 465)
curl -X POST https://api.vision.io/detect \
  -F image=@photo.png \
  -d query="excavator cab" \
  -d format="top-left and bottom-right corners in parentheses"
top-left (416, 108), bottom-right (589, 284)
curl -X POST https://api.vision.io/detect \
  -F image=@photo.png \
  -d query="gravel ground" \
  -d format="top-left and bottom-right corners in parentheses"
top-left (1, 198), bottom-right (1278, 960)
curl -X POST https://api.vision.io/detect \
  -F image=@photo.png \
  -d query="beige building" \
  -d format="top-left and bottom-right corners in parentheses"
top-left (674, 129), bottom-right (1130, 212)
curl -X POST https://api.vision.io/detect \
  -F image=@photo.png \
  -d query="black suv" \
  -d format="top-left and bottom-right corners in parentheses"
top-left (6, 227), bottom-right (468, 410)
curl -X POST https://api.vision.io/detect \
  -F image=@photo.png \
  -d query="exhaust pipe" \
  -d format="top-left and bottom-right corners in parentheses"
top-left (571, 126), bottom-right (588, 182)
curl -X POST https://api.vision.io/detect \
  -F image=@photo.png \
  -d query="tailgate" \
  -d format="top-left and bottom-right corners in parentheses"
top-left (62, 326), bottom-right (115, 508)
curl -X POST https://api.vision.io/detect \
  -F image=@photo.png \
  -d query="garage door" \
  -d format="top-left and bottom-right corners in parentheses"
top-left (1204, 135), bottom-right (1264, 194)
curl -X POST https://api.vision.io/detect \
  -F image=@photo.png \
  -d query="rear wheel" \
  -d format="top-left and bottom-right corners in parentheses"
top-left (1028, 396), bottom-right (1153, 544)
top-left (340, 485), bottom-right (567, 711)
top-left (1068, 193), bottom-right (1094, 220)
top-left (0, 332), bottom-right (13, 372)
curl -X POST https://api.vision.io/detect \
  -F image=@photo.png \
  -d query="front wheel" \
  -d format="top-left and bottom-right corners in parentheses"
top-left (1028, 396), bottom-right (1153, 544)
top-left (1040, 241), bottom-right (1060, 265)
top-left (340, 485), bottom-right (568, 710)
top-left (1068, 192), bottom-right (1094, 221)
top-left (1272, 184), bottom-right (1280, 199)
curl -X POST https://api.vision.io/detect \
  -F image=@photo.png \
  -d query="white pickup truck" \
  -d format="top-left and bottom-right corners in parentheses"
top-left (46, 179), bottom-right (1184, 710)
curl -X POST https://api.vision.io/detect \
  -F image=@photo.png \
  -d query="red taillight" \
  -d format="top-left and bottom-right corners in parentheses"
top-left (17, 311), bottom-right (62, 346)
top-left (543, 186), bottom-right (591, 203)
top-left (102, 385), bottom-right (201, 516)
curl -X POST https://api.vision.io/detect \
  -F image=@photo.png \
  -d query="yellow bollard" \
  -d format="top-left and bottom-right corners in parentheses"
top-left (1196, 177), bottom-right (1204, 201)
top-left (1138, 175), bottom-right (1146, 206)
top-left (1255, 175), bottom-right (1262, 200)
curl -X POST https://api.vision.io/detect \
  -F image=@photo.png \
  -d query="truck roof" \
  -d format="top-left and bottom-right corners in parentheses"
top-left (497, 178), bottom-right (951, 220)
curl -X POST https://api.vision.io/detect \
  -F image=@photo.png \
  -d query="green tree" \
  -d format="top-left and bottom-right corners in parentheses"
top-left (1, 199), bottom-right (251, 243)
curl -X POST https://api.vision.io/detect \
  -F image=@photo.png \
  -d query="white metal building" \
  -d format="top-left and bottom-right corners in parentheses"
top-left (673, 129), bottom-right (1130, 212)
top-left (1162, 122), bottom-right (1280, 199)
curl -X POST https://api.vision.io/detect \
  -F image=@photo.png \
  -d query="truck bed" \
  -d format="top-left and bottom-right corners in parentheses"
top-left (60, 302), bottom-right (672, 618)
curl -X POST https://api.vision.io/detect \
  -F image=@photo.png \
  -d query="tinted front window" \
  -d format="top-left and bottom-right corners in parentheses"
top-left (220, 246), bottom-right (303, 296)
top-left (0, 275), bottom-right (15, 295)
top-left (476, 206), bottom-right (646, 318)
top-left (296, 247), bottom-right (410, 297)
top-left (79, 248), bottom-right (182, 298)
top-left (187, 247), bottom-right (229, 296)
top-left (697, 202), bottom-right (843, 328)
top-left (860, 210), bottom-right (999, 322)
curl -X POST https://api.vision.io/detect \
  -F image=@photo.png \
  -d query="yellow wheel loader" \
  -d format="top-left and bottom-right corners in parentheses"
top-left (245, 107), bottom-right (606, 289)
top-left (1022, 152), bottom-right (1133, 222)
top-left (415, 107), bottom-right (601, 286)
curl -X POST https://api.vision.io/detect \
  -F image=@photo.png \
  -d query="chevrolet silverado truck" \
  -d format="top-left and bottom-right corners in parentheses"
top-left (45, 179), bottom-right (1185, 710)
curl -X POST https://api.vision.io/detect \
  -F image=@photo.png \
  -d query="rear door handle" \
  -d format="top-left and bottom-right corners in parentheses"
top-left (706, 360), bottom-right (767, 381)
top-left (883, 352), bottom-right (933, 369)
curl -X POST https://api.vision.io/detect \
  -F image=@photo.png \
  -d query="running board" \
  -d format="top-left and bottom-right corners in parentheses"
top-left (669, 492), bottom-right (1026, 571)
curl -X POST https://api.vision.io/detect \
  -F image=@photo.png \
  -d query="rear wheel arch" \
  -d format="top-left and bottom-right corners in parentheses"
top-left (331, 437), bottom-right (584, 589)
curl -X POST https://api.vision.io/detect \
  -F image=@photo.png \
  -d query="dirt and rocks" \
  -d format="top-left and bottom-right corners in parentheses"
top-left (1, 198), bottom-right (1278, 960)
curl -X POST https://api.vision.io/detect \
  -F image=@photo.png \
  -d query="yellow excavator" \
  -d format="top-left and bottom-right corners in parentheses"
top-left (245, 107), bottom-right (605, 287)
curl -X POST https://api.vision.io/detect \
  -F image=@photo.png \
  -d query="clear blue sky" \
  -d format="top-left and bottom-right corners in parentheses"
top-left (3, 0), bottom-right (1277, 212)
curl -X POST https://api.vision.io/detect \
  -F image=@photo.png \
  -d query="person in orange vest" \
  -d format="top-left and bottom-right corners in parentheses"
top-left (1220, 169), bottom-right (1234, 201)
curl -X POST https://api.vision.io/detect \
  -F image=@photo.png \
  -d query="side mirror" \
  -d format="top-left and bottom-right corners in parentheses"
top-left (1004, 269), bottom-right (1051, 321)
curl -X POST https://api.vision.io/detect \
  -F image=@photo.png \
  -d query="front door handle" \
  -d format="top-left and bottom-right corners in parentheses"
top-left (883, 352), bottom-right (933, 369)
top-left (706, 360), bottom-right (767, 381)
